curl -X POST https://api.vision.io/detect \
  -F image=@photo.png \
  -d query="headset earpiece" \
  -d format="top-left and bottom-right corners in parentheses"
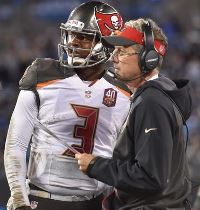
top-left (139, 21), bottom-right (159, 73)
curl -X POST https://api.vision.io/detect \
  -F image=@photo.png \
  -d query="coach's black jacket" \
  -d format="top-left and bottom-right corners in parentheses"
top-left (87, 76), bottom-right (192, 210)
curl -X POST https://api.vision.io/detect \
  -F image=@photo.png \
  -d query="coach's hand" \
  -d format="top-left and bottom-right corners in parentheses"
top-left (16, 206), bottom-right (32, 210)
top-left (75, 153), bottom-right (95, 173)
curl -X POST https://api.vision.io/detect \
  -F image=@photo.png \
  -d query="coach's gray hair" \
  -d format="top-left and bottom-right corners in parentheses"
top-left (125, 18), bottom-right (168, 70)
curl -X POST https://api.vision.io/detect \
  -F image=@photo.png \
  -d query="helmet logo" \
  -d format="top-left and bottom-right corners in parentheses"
top-left (95, 8), bottom-right (123, 36)
top-left (111, 15), bottom-right (120, 29)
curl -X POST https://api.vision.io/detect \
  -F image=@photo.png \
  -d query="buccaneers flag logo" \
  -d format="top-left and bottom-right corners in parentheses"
top-left (95, 7), bottom-right (123, 36)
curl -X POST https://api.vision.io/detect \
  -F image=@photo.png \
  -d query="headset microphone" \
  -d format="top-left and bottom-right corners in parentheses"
top-left (108, 66), bottom-right (147, 82)
top-left (115, 72), bottom-right (147, 82)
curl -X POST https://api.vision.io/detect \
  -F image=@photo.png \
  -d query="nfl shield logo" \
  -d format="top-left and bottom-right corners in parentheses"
top-left (103, 88), bottom-right (117, 107)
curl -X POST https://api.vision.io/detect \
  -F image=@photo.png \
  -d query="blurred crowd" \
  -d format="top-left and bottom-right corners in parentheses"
top-left (0, 0), bottom-right (200, 208)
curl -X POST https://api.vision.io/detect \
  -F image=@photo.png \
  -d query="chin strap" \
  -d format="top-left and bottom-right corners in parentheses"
top-left (68, 56), bottom-right (86, 66)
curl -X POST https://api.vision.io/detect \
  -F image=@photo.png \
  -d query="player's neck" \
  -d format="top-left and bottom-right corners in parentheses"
top-left (76, 65), bottom-right (105, 81)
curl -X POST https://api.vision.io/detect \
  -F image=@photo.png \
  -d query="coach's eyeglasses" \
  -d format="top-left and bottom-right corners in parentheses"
top-left (111, 48), bottom-right (140, 58)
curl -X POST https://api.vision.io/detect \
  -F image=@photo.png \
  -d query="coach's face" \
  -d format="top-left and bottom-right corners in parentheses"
top-left (111, 46), bottom-right (141, 83)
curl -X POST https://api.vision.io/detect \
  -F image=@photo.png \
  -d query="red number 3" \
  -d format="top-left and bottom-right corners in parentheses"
top-left (63, 104), bottom-right (99, 156)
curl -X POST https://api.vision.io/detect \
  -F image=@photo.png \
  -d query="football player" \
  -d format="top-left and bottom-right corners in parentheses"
top-left (4, 1), bottom-right (130, 210)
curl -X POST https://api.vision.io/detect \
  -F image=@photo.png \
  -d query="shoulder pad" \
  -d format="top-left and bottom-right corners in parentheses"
top-left (19, 58), bottom-right (75, 90)
top-left (19, 59), bottom-right (38, 90)
top-left (103, 70), bottom-right (131, 94)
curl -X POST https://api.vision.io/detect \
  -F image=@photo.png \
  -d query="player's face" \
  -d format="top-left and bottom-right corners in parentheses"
top-left (111, 46), bottom-right (140, 82)
top-left (67, 31), bottom-right (96, 58)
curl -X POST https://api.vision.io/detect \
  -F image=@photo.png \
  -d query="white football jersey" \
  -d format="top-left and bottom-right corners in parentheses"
top-left (4, 73), bottom-right (130, 207)
top-left (29, 74), bottom-right (130, 194)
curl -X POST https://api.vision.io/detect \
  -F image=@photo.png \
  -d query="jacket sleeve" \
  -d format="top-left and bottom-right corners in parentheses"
top-left (4, 90), bottom-right (38, 209)
top-left (87, 97), bottom-right (175, 193)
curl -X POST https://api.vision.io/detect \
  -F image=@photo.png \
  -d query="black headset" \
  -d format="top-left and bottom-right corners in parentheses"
top-left (139, 20), bottom-right (160, 73)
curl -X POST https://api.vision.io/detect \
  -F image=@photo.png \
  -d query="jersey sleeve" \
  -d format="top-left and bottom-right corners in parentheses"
top-left (4, 90), bottom-right (38, 209)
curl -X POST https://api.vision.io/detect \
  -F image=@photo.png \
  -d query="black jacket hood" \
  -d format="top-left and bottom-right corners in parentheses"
top-left (133, 76), bottom-right (192, 121)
